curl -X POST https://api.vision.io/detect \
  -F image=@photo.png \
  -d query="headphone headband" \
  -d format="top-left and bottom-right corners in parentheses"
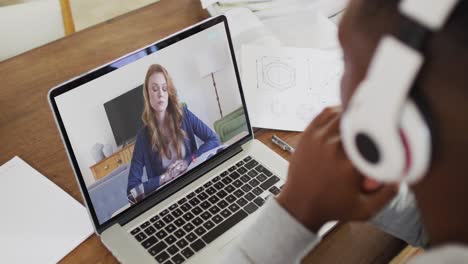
top-left (400, 0), bottom-right (460, 30)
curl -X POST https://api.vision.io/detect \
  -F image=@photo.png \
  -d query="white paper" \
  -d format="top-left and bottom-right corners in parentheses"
top-left (317, 0), bottom-right (349, 17)
top-left (201, 0), bottom-right (220, 9)
top-left (0, 157), bottom-right (93, 264)
top-left (225, 7), bottom-right (264, 37)
top-left (219, 0), bottom-right (271, 4)
top-left (225, 8), bottom-right (282, 72)
top-left (253, 0), bottom-right (317, 19)
top-left (262, 9), bottom-right (340, 49)
top-left (242, 45), bottom-right (343, 131)
top-left (225, 7), bottom-right (282, 49)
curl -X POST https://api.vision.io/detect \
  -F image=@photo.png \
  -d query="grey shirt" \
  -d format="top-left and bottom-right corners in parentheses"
top-left (161, 140), bottom-right (186, 169)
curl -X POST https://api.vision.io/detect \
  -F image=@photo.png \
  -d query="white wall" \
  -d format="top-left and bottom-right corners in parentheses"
top-left (56, 23), bottom-right (243, 187)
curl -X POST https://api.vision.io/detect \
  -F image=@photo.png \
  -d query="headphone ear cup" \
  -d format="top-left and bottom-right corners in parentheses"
top-left (399, 99), bottom-right (432, 184)
top-left (340, 98), bottom-right (431, 184)
top-left (341, 104), bottom-right (408, 183)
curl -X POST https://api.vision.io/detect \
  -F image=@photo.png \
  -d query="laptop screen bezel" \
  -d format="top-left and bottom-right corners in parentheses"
top-left (48, 15), bottom-right (254, 234)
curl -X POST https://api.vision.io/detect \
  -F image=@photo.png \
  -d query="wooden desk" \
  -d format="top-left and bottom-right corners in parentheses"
top-left (0, 0), bottom-right (405, 262)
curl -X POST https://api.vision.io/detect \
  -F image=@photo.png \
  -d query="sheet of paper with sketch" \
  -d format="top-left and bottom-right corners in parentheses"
top-left (242, 45), bottom-right (343, 131)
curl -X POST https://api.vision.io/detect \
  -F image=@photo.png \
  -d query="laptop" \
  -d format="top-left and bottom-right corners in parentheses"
top-left (48, 15), bottom-right (289, 263)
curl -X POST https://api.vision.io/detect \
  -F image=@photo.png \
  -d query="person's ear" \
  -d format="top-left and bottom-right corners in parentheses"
top-left (362, 178), bottom-right (382, 193)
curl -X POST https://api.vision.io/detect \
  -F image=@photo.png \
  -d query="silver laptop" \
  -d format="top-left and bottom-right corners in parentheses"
top-left (48, 16), bottom-right (289, 263)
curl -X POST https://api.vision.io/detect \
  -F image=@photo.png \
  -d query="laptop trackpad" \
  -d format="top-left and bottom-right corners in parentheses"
top-left (218, 236), bottom-right (239, 253)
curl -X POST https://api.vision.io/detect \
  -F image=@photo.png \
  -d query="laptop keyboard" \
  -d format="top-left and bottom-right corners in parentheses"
top-left (129, 156), bottom-right (284, 264)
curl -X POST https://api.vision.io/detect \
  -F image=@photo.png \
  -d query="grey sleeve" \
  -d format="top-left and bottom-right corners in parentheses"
top-left (220, 198), bottom-right (321, 264)
top-left (371, 184), bottom-right (429, 247)
top-left (221, 185), bottom-right (429, 264)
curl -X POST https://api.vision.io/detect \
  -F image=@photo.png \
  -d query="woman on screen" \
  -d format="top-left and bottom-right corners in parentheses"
top-left (127, 64), bottom-right (220, 198)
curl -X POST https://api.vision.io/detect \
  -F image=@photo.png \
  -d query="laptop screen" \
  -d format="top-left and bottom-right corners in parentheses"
top-left (50, 17), bottom-right (251, 228)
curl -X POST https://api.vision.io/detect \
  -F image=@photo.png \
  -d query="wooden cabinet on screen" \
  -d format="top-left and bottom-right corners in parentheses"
top-left (90, 144), bottom-right (135, 180)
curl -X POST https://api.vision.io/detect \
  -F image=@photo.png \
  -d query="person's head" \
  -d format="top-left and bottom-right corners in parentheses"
top-left (144, 64), bottom-right (177, 115)
top-left (339, 0), bottom-right (468, 245)
top-left (142, 64), bottom-right (186, 159)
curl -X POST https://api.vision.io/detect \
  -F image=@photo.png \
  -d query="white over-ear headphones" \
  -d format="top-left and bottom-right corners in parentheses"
top-left (341, 0), bottom-right (460, 184)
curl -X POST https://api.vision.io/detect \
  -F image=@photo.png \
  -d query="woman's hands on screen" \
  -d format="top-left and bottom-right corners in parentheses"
top-left (277, 106), bottom-right (398, 232)
top-left (171, 159), bottom-right (188, 176)
top-left (161, 160), bottom-right (189, 185)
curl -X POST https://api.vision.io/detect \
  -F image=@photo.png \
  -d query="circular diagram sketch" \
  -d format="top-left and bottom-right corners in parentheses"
top-left (257, 56), bottom-right (296, 91)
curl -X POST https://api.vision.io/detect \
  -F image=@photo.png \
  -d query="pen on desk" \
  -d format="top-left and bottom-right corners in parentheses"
top-left (271, 134), bottom-right (295, 153)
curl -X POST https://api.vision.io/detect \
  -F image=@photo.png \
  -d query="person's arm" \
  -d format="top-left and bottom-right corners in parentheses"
top-left (127, 134), bottom-right (146, 194)
top-left (127, 131), bottom-right (166, 195)
top-left (220, 198), bottom-right (321, 264)
top-left (185, 108), bottom-right (220, 156)
top-left (222, 107), bottom-right (397, 263)
top-left (142, 175), bottom-right (162, 194)
top-left (222, 185), bottom-right (428, 264)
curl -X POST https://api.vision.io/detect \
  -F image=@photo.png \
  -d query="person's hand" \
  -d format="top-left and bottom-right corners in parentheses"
top-left (171, 160), bottom-right (189, 176)
top-left (160, 163), bottom-right (178, 185)
top-left (277, 106), bottom-right (398, 232)
top-left (162, 160), bottom-right (189, 184)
